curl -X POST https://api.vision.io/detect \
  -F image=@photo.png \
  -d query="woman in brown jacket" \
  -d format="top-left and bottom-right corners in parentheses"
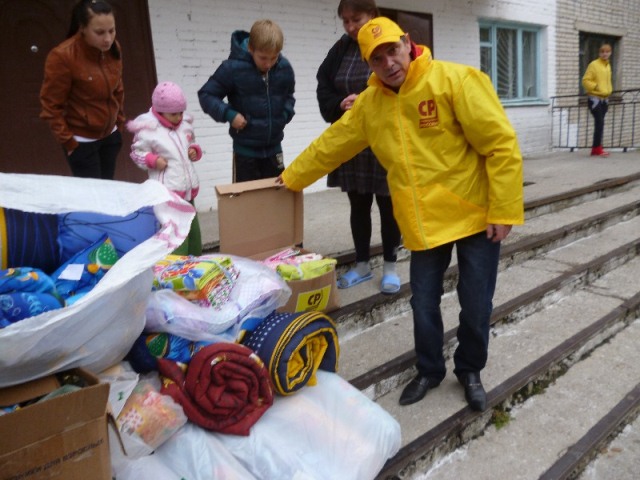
top-left (40, 0), bottom-right (124, 179)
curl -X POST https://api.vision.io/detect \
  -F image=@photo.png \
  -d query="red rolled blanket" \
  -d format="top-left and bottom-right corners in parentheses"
top-left (158, 342), bottom-right (274, 436)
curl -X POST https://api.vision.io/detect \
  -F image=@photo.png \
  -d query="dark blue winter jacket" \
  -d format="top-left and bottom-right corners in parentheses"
top-left (198, 30), bottom-right (296, 158)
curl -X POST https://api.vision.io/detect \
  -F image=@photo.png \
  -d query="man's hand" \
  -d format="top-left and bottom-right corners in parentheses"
top-left (486, 224), bottom-right (512, 242)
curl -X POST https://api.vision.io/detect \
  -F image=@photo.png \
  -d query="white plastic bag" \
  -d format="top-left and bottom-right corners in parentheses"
top-left (111, 422), bottom-right (257, 480)
top-left (212, 371), bottom-right (402, 480)
top-left (0, 174), bottom-right (194, 387)
top-left (114, 371), bottom-right (401, 480)
top-left (144, 254), bottom-right (291, 342)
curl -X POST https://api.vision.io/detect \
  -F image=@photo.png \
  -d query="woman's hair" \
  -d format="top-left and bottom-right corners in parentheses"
top-left (248, 19), bottom-right (284, 53)
top-left (337, 0), bottom-right (380, 18)
top-left (67, 0), bottom-right (120, 58)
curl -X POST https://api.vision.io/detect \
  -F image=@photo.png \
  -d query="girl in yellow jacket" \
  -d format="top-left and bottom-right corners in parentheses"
top-left (280, 17), bottom-right (524, 412)
top-left (582, 44), bottom-right (613, 157)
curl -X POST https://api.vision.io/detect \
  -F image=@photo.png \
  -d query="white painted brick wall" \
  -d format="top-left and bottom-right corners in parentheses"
top-left (147, 0), bottom-right (556, 211)
top-left (556, 0), bottom-right (640, 97)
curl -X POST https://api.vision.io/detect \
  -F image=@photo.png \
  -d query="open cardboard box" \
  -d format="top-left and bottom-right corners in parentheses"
top-left (0, 369), bottom-right (111, 480)
top-left (216, 178), bottom-right (339, 313)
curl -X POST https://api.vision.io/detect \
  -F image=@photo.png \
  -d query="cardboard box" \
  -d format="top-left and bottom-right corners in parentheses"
top-left (216, 178), bottom-right (339, 313)
top-left (0, 369), bottom-right (111, 480)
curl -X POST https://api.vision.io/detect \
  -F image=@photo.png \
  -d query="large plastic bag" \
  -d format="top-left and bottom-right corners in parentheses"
top-left (111, 422), bottom-right (257, 480)
top-left (144, 254), bottom-right (291, 342)
top-left (213, 371), bottom-right (402, 479)
top-left (111, 371), bottom-right (401, 480)
top-left (0, 173), bottom-right (194, 387)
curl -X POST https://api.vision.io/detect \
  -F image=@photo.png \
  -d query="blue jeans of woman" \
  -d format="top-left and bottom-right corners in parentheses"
top-left (409, 231), bottom-right (501, 382)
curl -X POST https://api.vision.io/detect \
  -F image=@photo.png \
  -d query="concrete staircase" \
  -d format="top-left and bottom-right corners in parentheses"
top-left (326, 175), bottom-right (640, 479)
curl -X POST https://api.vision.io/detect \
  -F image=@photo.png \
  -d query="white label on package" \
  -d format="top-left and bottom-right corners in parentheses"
top-left (57, 263), bottom-right (85, 280)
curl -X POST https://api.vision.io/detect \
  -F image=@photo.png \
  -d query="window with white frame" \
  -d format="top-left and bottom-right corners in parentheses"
top-left (479, 22), bottom-right (541, 102)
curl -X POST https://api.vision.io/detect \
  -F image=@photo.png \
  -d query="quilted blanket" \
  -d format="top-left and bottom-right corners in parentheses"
top-left (158, 342), bottom-right (273, 436)
top-left (241, 311), bottom-right (340, 396)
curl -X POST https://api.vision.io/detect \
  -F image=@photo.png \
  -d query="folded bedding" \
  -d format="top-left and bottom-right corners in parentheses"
top-left (158, 342), bottom-right (273, 436)
top-left (241, 310), bottom-right (339, 395)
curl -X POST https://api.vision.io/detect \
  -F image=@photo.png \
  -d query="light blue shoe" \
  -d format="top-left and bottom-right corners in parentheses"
top-left (380, 273), bottom-right (401, 294)
top-left (337, 269), bottom-right (373, 289)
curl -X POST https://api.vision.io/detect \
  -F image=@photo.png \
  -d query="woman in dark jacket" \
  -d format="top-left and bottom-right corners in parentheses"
top-left (40, 0), bottom-right (124, 179)
top-left (316, 0), bottom-right (401, 293)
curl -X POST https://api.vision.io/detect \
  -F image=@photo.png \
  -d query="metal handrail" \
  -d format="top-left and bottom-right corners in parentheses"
top-left (551, 89), bottom-right (640, 151)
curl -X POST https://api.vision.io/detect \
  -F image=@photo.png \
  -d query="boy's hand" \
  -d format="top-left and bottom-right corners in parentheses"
top-left (231, 113), bottom-right (247, 130)
top-left (156, 156), bottom-right (168, 171)
top-left (188, 147), bottom-right (197, 161)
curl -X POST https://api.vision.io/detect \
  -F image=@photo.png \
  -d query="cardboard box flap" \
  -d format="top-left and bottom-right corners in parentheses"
top-left (216, 178), bottom-right (303, 258)
top-left (0, 375), bottom-right (60, 407)
top-left (0, 369), bottom-right (109, 453)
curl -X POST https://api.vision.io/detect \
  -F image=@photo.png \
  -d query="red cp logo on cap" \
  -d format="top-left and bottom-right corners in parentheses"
top-left (372, 25), bottom-right (382, 39)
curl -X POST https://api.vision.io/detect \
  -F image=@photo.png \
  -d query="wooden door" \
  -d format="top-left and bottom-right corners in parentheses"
top-left (0, 0), bottom-right (156, 182)
top-left (380, 8), bottom-right (433, 55)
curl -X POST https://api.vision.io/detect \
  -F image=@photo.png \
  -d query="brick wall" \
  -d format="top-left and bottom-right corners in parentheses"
top-left (556, 0), bottom-right (640, 97)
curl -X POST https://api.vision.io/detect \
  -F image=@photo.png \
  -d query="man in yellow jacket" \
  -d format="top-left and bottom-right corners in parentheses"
top-left (279, 17), bottom-right (524, 411)
top-left (582, 44), bottom-right (613, 157)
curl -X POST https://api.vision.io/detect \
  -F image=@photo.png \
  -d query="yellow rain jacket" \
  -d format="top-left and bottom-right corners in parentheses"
top-left (582, 58), bottom-right (612, 99)
top-left (282, 46), bottom-right (524, 251)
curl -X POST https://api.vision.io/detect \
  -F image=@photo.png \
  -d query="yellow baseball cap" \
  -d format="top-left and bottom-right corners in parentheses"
top-left (357, 17), bottom-right (406, 62)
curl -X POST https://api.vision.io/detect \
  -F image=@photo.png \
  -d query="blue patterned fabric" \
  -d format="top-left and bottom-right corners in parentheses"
top-left (0, 267), bottom-right (63, 328)
top-left (0, 292), bottom-right (63, 328)
top-left (126, 332), bottom-right (212, 373)
top-left (241, 310), bottom-right (339, 395)
top-left (51, 234), bottom-right (119, 302)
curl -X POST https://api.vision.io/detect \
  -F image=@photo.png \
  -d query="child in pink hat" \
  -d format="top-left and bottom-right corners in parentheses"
top-left (128, 81), bottom-right (204, 255)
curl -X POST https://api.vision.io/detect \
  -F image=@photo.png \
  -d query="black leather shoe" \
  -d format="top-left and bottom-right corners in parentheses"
top-left (399, 375), bottom-right (440, 406)
top-left (457, 372), bottom-right (487, 411)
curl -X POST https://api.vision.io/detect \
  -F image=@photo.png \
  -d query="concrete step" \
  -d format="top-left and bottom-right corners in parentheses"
top-left (324, 179), bottom-right (640, 477)
top-left (337, 207), bottom-right (640, 395)
top-left (576, 406), bottom-right (640, 480)
top-left (378, 257), bottom-right (640, 478)
top-left (410, 319), bottom-right (640, 480)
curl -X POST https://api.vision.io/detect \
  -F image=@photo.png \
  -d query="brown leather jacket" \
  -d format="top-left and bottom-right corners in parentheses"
top-left (40, 32), bottom-right (125, 152)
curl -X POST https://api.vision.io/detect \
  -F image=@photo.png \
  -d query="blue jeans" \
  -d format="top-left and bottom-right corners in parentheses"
top-left (409, 232), bottom-right (500, 381)
top-left (588, 98), bottom-right (608, 148)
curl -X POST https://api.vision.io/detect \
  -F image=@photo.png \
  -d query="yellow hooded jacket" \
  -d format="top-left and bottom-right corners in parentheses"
top-left (582, 58), bottom-right (612, 99)
top-left (282, 46), bottom-right (524, 251)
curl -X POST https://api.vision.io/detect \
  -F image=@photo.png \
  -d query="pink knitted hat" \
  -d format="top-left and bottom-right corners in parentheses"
top-left (152, 81), bottom-right (187, 113)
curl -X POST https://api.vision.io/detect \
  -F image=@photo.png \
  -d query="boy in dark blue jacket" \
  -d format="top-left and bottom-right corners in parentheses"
top-left (198, 19), bottom-right (296, 182)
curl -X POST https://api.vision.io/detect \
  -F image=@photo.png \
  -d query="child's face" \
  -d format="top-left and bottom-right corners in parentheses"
top-left (599, 46), bottom-right (612, 60)
top-left (160, 112), bottom-right (183, 124)
top-left (249, 48), bottom-right (279, 74)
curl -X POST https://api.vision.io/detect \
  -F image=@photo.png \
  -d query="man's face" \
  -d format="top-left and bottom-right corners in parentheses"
top-left (367, 38), bottom-right (412, 89)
